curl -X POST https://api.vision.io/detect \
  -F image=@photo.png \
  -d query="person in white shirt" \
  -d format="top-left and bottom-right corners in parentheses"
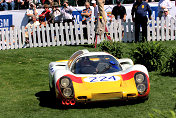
top-left (25, 16), bottom-right (40, 44)
top-left (158, 0), bottom-right (172, 19)
top-left (91, 0), bottom-right (99, 23)
top-left (163, 8), bottom-right (174, 26)
top-left (26, 2), bottom-right (38, 23)
top-left (49, 2), bottom-right (61, 24)
top-left (60, 0), bottom-right (73, 24)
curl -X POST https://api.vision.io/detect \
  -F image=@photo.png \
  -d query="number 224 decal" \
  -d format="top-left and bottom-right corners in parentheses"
top-left (84, 76), bottom-right (121, 82)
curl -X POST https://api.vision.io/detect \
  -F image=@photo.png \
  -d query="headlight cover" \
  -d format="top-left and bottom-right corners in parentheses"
top-left (135, 73), bottom-right (145, 83)
top-left (137, 84), bottom-right (146, 93)
top-left (60, 77), bottom-right (70, 88)
top-left (63, 88), bottom-right (72, 97)
top-left (134, 72), bottom-right (148, 95)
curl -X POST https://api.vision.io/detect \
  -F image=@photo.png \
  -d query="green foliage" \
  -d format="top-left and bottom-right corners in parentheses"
top-left (99, 40), bottom-right (123, 58)
top-left (163, 49), bottom-right (176, 75)
top-left (130, 42), bottom-right (165, 72)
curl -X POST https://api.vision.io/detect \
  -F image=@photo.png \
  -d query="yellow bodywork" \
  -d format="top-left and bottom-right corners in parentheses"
top-left (73, 75), bottom-right (138, 102)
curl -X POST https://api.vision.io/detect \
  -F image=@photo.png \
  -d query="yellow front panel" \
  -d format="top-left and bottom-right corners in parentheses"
top-left (73, 75), bottom-right (138, 101)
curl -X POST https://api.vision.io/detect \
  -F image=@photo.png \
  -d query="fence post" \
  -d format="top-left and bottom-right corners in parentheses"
top-left (128, 19), bottom-right (132, 42)
top-left (32, 26), bottom-right (37, 47)
top-left (37, 26), bottom-right (42, 47)
top-left (151, 18), bottom-right (155, 41)
top-left (118, 19), bottom-right (122, 42)
top-left (1, 29), bottom-right (5, 50)
top-left (170, 18), bottom-right (174, 40)
top-left (79, 21), bottom-right (84, 44)
top-left (90, 20), bottom-right (95, 44)
top-left (123, 21), bottom-right (127, 42)
top-left (74, 21), bottom-right (80, 45)
top-left (55, 23), bottom-right (60, 46)
top-left (5, 28), bottom-right (10, 50)
top-left (156, 17), bottom-right (160, 41)
top-left (41, 25), bottom-right (46, 47)
top-left (65, 22), bottom-right (70, 45)
top-left (21, 26), bottom-right (26, 48)
top-left (18, 28), bottom-right (22, 49)
top-left (27, 26), bottom-right (33, 48)
top-left (165, 17), bottom-right (170, 40)
top-left (69, 22), bottom-right (75, 45)
top-left (10, 27), bottom-right (14, 49)
top-left (161, 17), bottom-right (165, 41)
top-left (114, 20), bottom-right (118, 41)
top-left (50, 24), bottom-right (55, 46)
top-left (14, 28), bottom-right (18, 49)
top-left (46, 24), bottom-right (51, 47)
top-left (60, 23), bottom-right (65, 45)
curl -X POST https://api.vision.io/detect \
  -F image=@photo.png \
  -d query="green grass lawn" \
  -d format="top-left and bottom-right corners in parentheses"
top-left (0, 42), bottom-right (176, 118)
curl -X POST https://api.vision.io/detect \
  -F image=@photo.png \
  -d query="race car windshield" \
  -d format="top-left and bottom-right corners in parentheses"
top-left (71, 55), bottom-right (122, 74)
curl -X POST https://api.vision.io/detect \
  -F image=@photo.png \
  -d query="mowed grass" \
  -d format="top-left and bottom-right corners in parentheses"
top-left (0, 42), bottom-right (176, 118)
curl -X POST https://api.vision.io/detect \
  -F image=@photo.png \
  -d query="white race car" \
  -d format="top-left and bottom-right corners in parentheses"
top-left (49, 49), bottom-right (150, 106)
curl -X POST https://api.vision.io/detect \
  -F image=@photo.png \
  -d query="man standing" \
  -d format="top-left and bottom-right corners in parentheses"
top-left (110, 0), bottom-right (126, 22)
top-left (91, 0), bottom-right (99, 23)
top-left (158, 0), bottom-right (172, 19)
top-left (81, 2), bottom-right (92, 24)
top-left (131, 0), bottom-right (152, 42)
top-left (60, 0), bottom-right (73, 24)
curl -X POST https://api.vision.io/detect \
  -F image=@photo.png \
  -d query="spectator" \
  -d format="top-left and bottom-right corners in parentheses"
top-left (163, 8), bottom-right (174, 26)
top-left (26, 3), bottom-right (38, 23)
top-left (5, 0), bottom-right (15, 10)
top-left (131, 0), bottom-right (152, 42)
top-left (15, 0), bottom-right (29, 9)
top-left (81, 2), bottom-right (92, 24)
top-left (60, 0), bottom-right (73, 24)
top-left (158, 0), bottom-right (172, 19)
top-left (39, 4), bottom-right (51, 23)
top-left (39, 16), bottom-right (46, 27)
top-left (49, 2), bottom-right (61, 24)
top-left (91, 0), bottom-right (99, 23)
top-left (81, 2), bottom-right (92, 39)
top-left (25, 16), bottom-right (40, 43)
top-left (15, 0), bottom-right (23, 10)
top-left (110, 0), bottom-right (126, 22)
top-left (1, 0), bottom-right (8, 10)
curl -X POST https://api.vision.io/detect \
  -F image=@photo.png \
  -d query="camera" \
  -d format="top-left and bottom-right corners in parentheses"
top-left (63, 3), bottom-right (67, 7)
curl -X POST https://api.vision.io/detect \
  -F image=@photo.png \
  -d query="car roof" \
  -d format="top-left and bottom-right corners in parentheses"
top-left (79, 52), bottom-right (112, 57)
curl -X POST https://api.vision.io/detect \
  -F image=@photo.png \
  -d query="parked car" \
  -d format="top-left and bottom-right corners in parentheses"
top-left (48, 49), bottom-right (150, 106)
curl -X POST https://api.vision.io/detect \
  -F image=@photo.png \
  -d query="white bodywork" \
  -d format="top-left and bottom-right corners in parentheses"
top-left (48, 49), bottom-right (149, 89)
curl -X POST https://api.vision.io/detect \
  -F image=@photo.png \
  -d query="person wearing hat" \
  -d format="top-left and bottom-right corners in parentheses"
top-left (48, 2), bottom-right (61, 24)
top-left (158, 0), bottom-right (172, 19)
top-left (26, 2), bottom-right (38, 23)
top-left (110, 0), bottom-right (126, 22)
top-left (163, 8), bottom-right (174, 26)
top-left (91, 0), bottom-right (99, 23)
top-left (60, 0), bottom-right (73, 24)
top-left (39, 4), bottom-right (51, 23)
top-left (131, 0), bottom-right (152, 42)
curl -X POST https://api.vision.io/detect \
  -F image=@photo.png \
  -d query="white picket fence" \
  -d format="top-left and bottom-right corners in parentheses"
top-left (0, 17), bottom-right (176, 50)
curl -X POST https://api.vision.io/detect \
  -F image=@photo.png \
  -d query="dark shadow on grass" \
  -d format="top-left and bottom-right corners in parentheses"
top-left (35, 91), bottom-right (148, 110)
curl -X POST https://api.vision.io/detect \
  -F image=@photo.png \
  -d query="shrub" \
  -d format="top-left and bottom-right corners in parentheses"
top-left (163, 49), bottom-right (176, 75)
top-left (99, 40), bottom-right (123, 58)
top-left (130, 42), bottom-right (165, 72)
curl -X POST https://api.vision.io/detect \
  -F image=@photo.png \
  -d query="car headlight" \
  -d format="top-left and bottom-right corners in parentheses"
top-left (137, 84), bottom-right (146, 93)
top-left (136, 73), bottom-right (145, 83)
top-left (60, 77), bottom-right (70, 88)
top-left (63, 88), bottom-right (72, 97)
